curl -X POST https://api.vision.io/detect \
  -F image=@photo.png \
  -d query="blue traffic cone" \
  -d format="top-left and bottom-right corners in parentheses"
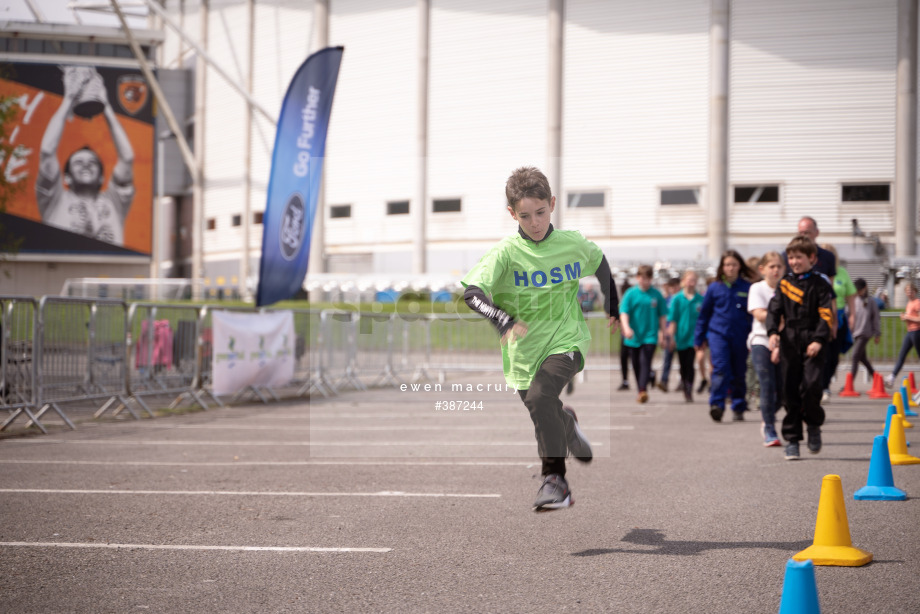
top-left (854, 436), bottom-right (907, 500)
top-left (885, 405), bottom-right (910, 447)
top-left (778, 559), bottom-right (821, 614)
top-left (901, 384), bottom-right (918, 417)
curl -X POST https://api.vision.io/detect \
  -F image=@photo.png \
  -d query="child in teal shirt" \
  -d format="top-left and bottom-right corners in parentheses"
top-left (620, 265), bottom-right (668, 404)
top-left (462, 166), bottom-right (618, 512)
top-left (667, 269), bottom-right (704, 402)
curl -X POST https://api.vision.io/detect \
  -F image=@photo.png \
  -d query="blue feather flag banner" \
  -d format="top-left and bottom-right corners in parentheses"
top-left (256, 47), bottom-right (343, 306)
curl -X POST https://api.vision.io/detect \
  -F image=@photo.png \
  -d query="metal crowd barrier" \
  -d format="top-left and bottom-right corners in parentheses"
top-left (0, 297), bottom-right (41, 432)
top-left (3, 296), bottom-right (919, 433)
top-left (30, 297), bottom-right (137, 431)
top-left (126, 302), bottom-right (210, 413)
top-left (290, 309), bottom-right (325, 397)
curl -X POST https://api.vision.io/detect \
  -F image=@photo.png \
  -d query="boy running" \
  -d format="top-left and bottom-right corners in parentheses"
top-left (462, 166), bottom-right (619, 511)
top-left (767, 235), bottom-right (835, 460)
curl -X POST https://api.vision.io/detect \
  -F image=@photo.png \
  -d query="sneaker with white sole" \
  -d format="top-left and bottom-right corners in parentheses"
top-left (562, 405), bottom-right (592, 463)
top-left (784, 441), bottom-right (801, 460)
top-left (885, 374), bottom-right (896, 388)
top-left (821, 389), bottom-right (830, 403)
top-left (533, 474), bottom-right (573, 511)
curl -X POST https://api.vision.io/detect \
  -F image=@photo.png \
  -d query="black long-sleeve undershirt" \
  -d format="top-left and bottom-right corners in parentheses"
top-left (464, 255), bottom-right (619, 336)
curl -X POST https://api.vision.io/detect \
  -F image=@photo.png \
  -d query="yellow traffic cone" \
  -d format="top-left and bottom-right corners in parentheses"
top-left (792, 475), bottom-right (872, 567)
top-left (903, 378), bottom-right (919, 407)
top-left (888, 415), bottom-right (920, 465)
top-left (893, 390), bottom-right (914, 429)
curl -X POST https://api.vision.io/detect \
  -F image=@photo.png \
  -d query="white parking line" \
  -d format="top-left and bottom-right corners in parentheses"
top-left (3, 439), bottom-right (603, 447)
top-left (0, 459), bottom-right (535, 467)
top-left (0, 488), bottom-right (501, 498)
top-left (127, 424), bottom-right (633, 432)
top-left (0, 541), bottom-right (391, 553)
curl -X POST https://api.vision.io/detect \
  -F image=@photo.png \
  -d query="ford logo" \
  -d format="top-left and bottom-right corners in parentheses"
top-left (279, 193), bottom-right (306, 261)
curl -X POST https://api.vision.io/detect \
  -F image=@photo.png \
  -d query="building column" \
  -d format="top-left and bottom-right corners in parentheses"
top-left (308, 0), bottom-right (330, 278)
top-left (413, 0), bottom-right (430, 275)
top-left (548, 0), bottom-right (564, 228)
top-left (240, 0), bottom-right (255, 300)
top-left (896, 0), bottom-right (918, 257)
top-left (192, 0), bottom-right (208, 299)
top-left (707, 0), bottom-right (729, 260)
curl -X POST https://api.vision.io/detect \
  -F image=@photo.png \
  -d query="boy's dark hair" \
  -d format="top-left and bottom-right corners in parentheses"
top-left (854, 278), bottom-right (867, 291)
top-left (505, 166), bottom-right (552, 209)
top-left (717, 249), bottom-right (754, 281)
top-left (786, 234), bottom-right (818, 258)
top-left (665, 277), bottom-right (680, 288)
top-left (636, 264), bottom-right (653, 279)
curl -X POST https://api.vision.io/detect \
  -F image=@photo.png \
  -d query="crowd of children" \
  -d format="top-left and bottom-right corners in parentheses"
top-left (615, 234), bottom-right (915, 462)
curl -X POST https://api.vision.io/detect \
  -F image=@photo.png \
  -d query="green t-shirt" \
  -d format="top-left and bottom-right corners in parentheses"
top-left (461, 229), bottom-right (604, 390)
top-left (667, 291), bottom-right (703, 351)
top-left (833, 266), bottom-right (856, 310)
top-left (620, 286), bottom-right (667, 348)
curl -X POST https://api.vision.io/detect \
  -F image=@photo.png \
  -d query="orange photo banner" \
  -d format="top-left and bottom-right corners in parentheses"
top-left (0, 62), bottom-right (154, 255)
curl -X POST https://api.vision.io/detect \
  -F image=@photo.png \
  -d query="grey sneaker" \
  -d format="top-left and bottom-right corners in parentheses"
top-left (562, 405), bottom-right (592, 463)
top-left (533, 474), bottom-right (573, 512)
top-left (785, 442), bottom-right (801, 461)
top-left (807, 427), bottom-right (822, 454)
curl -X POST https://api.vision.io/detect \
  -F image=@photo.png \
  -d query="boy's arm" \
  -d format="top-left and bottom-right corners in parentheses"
top-left (463, 285), bottom-right (515, 337)
top-left (813, 280), bottom-right (835, 346)
top-left (593, 256), bottom-right (620, 320)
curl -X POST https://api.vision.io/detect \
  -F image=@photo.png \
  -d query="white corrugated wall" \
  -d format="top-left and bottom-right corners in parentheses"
top-left (200, 0), bottom-right (248, 261)
top-left (427, 0), bottom-right (547, 251)
top-left (248, 0), bottom-right (314, 256)
top-left (729, 0), bottom-right (897, 239)
top-left (159, 1), bottom-right (907, 277)
top-left (324, 0), bottom-right (417, 251)
top-left (564, 0), bottom-right (710, 252)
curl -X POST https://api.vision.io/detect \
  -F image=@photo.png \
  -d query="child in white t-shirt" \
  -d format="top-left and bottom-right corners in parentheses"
top-left (748, 252), bottom-right (785, 446)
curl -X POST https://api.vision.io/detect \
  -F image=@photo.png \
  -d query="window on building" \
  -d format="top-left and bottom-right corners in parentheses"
top-left (734, 185), bottom-right (780, 204)
top-left (567, 191), bottom-right (605, 208)
top-left (660, 188), bottom-right (700, 206)
top-left (206, 218), bottom-right (216, 230)
top-left (842, 183), bottom-right (890, 202)
top-left (433, 198), bottom-right (461, 213)
top-left (330, 204), bottom-right (352, 219)
top-left (387, 200), bottom-right (410, 215)
top-left (231, 214), bottom-right (242, 227)
top-left (253, 212), bottom-right (264, 225)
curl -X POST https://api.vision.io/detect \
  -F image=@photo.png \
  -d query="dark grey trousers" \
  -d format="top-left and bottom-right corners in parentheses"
top-left (518, 352), bottom-right (582, 477)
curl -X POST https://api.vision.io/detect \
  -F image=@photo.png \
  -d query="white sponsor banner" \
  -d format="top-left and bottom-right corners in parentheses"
top-left (212, 310), bottom-right (295, 396)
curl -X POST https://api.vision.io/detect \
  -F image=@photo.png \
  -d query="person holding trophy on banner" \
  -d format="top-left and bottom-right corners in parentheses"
top-left (36, 65), bottom-right (135, 246)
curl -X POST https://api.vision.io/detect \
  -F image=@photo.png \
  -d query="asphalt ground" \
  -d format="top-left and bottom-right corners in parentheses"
top-left (1, 369), bottom-right (919, 613)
